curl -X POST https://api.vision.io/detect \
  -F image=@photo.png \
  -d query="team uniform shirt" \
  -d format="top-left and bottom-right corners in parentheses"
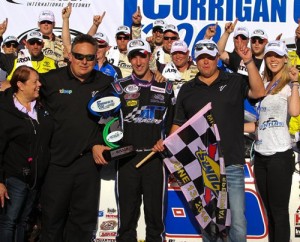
top-left (94, 59), bottom-right (122, 79)
top-left (106, 46), bottom-right (132, 78)
top-left (150, 47), bottom-right (172, 72)
top-left (40, 66), bottom-right (113, 166)
top-left (160, 62), bottom-right (198, 97)
top-left (174, 70), bottom-right (249, 166)
top-left (255, 84), bottom-right (295, 155)
top-left (112, 74), bottom-right (175, 151)
top-left (42, 34), bottom-right (66, 68)
top-left (7, 50), bottom-right (56, 80)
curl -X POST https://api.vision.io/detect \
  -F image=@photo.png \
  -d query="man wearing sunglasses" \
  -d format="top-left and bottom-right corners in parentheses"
top-left (38, 10), bottom-right (66, 68)
top-left (0, 36), bottom-right (19, 81)
top-left (106, 25), bottom-right (133, 78)
top-left (6, 30), bottom-right (56, 80)
top-left (152, 24), bottom-right (180, 72)
top-left (39, 34), bottom-right (113, 242)
top-left (153, 39), bottom-right (264, 242)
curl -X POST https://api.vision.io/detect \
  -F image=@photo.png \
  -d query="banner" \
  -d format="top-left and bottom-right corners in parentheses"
top-left (1, 0), bottom-right (299, 52)
top-left (162, 102), bottom-right (230, 237)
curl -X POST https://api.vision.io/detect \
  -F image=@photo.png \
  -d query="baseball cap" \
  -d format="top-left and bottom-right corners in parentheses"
top-left (38, 10), bottom-right (55, 23)
top-left (93, 32), bottom-right (109, 45)
top-left (153, 19), bottom-right (166, 31)
top-left (163, 24), bottom-right (179, 34)
top-left (127, 39), bottom-right (151, 57)
top-left (26, 30), bottom-right (43, 42)
top-left (3, 36), bottom-right (18, 45)
top-left (171, 40), bottom-right (188, 54)
top-left (194, 39), bottom-right (219, 59)
top-left (251, 29), bottom-right (268, 39)
top-left (264, 40), bottom-right (288, 56)
top-left (233, 26), bottom-right (249, 38)
top-left (116, 25), bottom-right (131, 36)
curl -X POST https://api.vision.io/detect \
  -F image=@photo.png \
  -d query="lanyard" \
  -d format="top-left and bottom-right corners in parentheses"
top-left (256, 79), bottom-right (280, 117)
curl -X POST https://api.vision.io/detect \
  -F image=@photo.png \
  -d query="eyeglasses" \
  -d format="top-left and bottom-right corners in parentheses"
top-left (116, 36), bottom-right (130, 40)
top-left (234, 35), bottom-right (248, 40)
top-left (27, 40), bottom-right (43, 46)
top-left (5, 42), bottom-right (18, 48)
top-left (163, 36), bottom-right (178, 41)
top-left (251, 38), bottom-right (264, 44)
top-left (72, 52), bottom-right (96, 61)
top-left (195, 42), bottom-right (218, 51)
top-left (40, 20), bottom-right (53, 25)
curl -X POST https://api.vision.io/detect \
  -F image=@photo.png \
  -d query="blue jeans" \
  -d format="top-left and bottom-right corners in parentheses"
top-left (201, 164), bottom-right (247, 242)
top-left (0, 177), bottom-right (37, 242)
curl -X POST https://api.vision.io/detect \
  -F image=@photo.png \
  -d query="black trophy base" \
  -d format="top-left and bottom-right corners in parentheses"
top-left (103, 145), bottom-right (136, 161)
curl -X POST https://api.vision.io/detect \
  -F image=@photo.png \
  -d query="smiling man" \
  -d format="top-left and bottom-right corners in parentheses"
top-left (39, 34), bottom-right (113, 242)
top-left (112, 38), bottom-right (175, 242)
top-left (38, 10), bottom-right (66, 67)
top-left (6, 30), bottom-right (56, 80)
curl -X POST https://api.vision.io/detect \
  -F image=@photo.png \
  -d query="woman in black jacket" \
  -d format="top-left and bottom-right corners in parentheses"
top-left (0, 65), bottom-right (53, 242)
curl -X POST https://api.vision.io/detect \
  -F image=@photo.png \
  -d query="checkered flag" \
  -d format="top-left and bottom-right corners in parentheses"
top-left (163, 102), bottom-right (230, 237)
top-left (123, 106), bottom-right (143, 122)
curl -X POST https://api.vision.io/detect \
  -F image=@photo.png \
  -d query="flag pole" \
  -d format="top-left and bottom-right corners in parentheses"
top-left (136, 151), bottom-right (156, 168)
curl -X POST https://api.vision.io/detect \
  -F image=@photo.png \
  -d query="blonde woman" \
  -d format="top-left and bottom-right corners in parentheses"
top-left (246, 40), bottom-right (299, 242)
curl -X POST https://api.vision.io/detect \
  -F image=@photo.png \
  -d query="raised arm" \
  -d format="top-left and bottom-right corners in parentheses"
top-left (236, 39), bottom-right (265, 99)
top-left (86, 11), bottom-right (106, 36)
top-left (61, 3), bottom-right (72, 55)
top-left (131, 6), bottom-right (142, 39)
top-left (203, 22), bottom-right (218, 40)
top-left (217, 19), bottom-right (238, 64)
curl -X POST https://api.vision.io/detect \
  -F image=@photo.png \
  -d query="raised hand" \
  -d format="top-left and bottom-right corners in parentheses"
top-left (132, 6), bottom-right (142, 25)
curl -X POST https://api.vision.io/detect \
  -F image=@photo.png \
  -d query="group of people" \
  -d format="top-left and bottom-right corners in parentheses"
top-left (0, 5), bottom-right (299, 242)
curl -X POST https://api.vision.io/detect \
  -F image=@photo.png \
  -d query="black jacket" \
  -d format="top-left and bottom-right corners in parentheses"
top-left (40, 66), bottom-right (113, 166)
top-left (0, 88), bottom-right (54, 188)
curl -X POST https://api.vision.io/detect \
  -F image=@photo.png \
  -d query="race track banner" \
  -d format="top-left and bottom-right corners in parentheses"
top-left (1, 0), bottom-right (300, 52)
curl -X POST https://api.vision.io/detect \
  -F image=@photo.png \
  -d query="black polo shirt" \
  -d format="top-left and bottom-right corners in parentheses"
top-left (174, 70), bottom-right (249, 166)
top-left (40, 66), bottom-right (113, 166)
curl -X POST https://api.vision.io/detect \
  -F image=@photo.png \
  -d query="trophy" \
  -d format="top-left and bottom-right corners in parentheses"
top-left (88, 92), bottom-right (136, 161)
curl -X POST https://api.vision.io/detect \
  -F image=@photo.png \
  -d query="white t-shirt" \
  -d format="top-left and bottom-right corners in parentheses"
top-left (254, 83), bottom-right (293, 155)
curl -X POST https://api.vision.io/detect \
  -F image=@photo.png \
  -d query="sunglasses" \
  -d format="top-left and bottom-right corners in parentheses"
top-left (72, 52), bottom-right (96, 61)
top-left (195, 42), bottom-right (218, 51)
top-left (234, 35), bottom-right (248, 40)
top-left (116, 36), bottom-right (130, 40)
top-left (5, 42), bottom-right (18, 48)
top-left (28, 40), bottom-right (43, 46)
top-left (163, 36), bottom-right (178, 41)
top-left (251, 38), bottom-right (264, 44)
top-left (40, 20), bottom-right (53, 25)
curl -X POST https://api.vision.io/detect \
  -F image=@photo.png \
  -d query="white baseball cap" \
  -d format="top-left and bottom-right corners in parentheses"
top-left (3, 36), bottom-right (18, 45)
top-left (163, 24), bottom-right (179, 34)
top-left (264, 40), bottom-right (288, 56)
top-left (116, 25), bottom-right (131, 36)
top-left (153, 19), bottom-right (167, 30)
top-left (93, 32), bottom-right (109, 45)
top-left (127, 39), bottom-right (151, 57)
top-left (251, 29), bottom-right (268, 40)
top-left (38, 10), bottom-right (55, 22)
top-left (194, 39), bottom-right (219, 59)
top-left (26, 30), bottom-right (43, 42)
top-left (171, 40), bottom-right (188, 54)
top-left (233, 26), bottom-right (249, 38)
